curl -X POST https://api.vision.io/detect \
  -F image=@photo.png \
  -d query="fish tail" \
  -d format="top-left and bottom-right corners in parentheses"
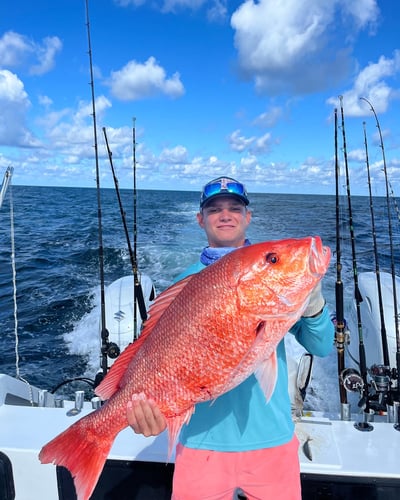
top-left (39, 415), bottom-right (116, 500)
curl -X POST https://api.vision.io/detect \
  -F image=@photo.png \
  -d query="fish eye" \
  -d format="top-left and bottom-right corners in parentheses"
top-left (266, 252), bottom-right (279, 264)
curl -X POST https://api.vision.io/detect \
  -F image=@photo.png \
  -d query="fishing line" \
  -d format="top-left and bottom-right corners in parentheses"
top-left (362, 120), bottom-right (390, 366)
top-left (339, 96), bottom-right (371, 421)
top-left (0, 167), bottom-right (34, 403)
top-left (1, 169), bottom-right (20, 374)
top-left (360, 97), bottom-right (400, 396)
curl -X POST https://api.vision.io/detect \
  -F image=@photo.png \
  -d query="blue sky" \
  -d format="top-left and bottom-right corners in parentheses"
top-left (0, 0), bottom-right (399, 195)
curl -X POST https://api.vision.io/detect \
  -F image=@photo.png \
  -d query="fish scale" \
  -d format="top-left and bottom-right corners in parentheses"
top-left (40, 236), bottom-right (330, 500)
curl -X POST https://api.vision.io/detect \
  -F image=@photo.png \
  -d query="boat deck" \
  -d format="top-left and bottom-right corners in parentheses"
top-left (1, 399), bottom-right (400, 499)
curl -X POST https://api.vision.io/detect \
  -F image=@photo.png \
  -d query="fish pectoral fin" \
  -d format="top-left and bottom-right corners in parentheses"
top-left (254, 350), bottom-right (278, 403)
top-left (166, 407), bottom-right (194, 457)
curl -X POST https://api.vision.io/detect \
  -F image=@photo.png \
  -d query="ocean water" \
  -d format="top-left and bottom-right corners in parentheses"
top-left (1, 185), bottom-right (399, 413)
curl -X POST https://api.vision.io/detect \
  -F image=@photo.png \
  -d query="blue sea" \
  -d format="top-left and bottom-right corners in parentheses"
top-left (1, 185), bottom-right (399, 413)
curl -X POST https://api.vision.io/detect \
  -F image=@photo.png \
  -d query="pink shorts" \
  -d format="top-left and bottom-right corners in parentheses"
top-left (172, 436), bottom-right (301, 500)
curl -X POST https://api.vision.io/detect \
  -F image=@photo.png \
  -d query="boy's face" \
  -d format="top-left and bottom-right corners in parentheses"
top-left (197, 196), bottom-right (251, 248)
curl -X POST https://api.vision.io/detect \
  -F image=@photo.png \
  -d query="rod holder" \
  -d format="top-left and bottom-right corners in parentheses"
top-left (354, 409), bottom-right (374, 432)
top-left (54, 396), bottom-right (64, 408)
top-left (394, 401), bottom-right (400, 431)
top-left (341, 402), bottom-right (351, 421)
top-left (38, 389), bottom-right (48, 407)
top-left (91, 396), bottom-right (101, 409)
top-left (66, 390), bottom-right (85, 417)
top-left (75, 390), bottom-right (84, 411)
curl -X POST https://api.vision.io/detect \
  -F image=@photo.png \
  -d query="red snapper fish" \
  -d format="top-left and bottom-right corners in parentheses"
top-left (39, 236), bottom-right (331, 500)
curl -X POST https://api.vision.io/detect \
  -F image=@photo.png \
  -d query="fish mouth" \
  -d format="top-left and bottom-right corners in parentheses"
top-left (309, 236), bottom-right (331, 276)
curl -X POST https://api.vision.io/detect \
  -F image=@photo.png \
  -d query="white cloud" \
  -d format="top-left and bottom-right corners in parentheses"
top-left (206, 0), bottom-right (227, 22)
top-left (29, 36), bottom-right (62, 75)
top-left (114, 0), bottom-right (146, 6)
top-left (0, 31), bottom-right (62, 75)
top-left (38, 95), bottom-right (53, 108)
top-left (229, 129), bottom-right (273, 154)
top-left (0, 31), bottom-right (31, 67)
top-left (159, 145), bottom-right (188, 164)
top-left (107, 57), bottom-right (185, 100)
top-left (327, 51), bottom-right (400, 116)
top-left (230, 0), bottom-right (379, 95)
top-left (0, 69), bottom-right (39, 147)
top-left (162, 0), bottom-right (206, 12)
top-left (253, 132), bottom-right (273, 153)
top-left (340, 0), bottom-right (380, 31)
top-left (43, 96), bottom-right (112, 153)
top-left (253, 106), bottom-right (283, 127)
top-left (0, 69), bottom-right (29, 102)
top-left (114, 0), bottom-right (227, 21)
top-left (229, 129), bottom-right (254, 152)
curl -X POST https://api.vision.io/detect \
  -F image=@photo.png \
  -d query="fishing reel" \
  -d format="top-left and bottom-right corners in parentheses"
top-left (340, 368), bottom-right (364, 393)
top-left (367, 364), bottom-right (393, 411)
top-left (100, 340), bottom-right (120, 360)
top-left (340, 368), bottom-right (372, 417)
top-left (104, 342), bottom-right (120, 359)
top-left (369, 364), bottom-right (392, 394)
top-left (341, 366), bottom-right (373, 406)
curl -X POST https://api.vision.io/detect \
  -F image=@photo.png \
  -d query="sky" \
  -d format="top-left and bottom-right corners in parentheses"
top-left (0, 0), bottom-right (399, 196)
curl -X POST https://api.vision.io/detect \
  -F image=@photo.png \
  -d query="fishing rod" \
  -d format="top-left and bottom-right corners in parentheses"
top-left (360, 97), bottom-right (400, 397)
top-left (84, 0), bottom-right (111, 379)
top-left (132, 119), bottom-right (138, 337)
top-left (334, 108), bottom-right (348, 407)
top-left (102, 127), bottom-right (148, 339)
top-left (339, 96), bottom-right (372, 428)
top-left (362, 119), bottom-right (390, 367)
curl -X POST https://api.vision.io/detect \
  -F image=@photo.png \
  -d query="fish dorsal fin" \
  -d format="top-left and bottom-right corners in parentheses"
top-left (95, 338), bottom-right (145, 399)
top-left (142, 274), bottom-right (195, 332)
top-left (95, 275), bottom-right (195, 401)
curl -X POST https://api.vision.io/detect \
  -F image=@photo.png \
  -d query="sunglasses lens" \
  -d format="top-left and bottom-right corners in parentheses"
top-left (203, 182), bottom-right (223, 198)
top-left (225, 182), bottom-right (245, 196)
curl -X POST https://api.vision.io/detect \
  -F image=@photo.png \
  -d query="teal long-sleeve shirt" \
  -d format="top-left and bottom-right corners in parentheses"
top-left (174, 261), bottom-right (334, 452)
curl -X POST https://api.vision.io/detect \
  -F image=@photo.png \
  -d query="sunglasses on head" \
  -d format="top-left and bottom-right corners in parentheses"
top-left (200, 178), bottom-right (249, 208)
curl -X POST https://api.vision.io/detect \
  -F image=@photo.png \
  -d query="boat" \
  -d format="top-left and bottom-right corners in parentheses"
top-left (2, 167), bottom-right (400, 500)
top-left (1, 7), bottom-right (400, 494)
